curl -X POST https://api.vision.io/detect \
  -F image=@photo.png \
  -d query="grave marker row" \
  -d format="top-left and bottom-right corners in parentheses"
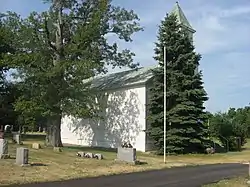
top-left (77, 151), bottom-right (104, 160)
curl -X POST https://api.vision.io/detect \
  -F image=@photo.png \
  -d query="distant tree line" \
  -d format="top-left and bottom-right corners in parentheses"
top-left (208, 107), bottom-right (250, 151)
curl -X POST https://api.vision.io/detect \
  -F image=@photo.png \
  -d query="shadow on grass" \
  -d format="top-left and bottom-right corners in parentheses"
top-left (30, 163), bottom-right (48, 167)
top-left (8, 156), bottom-right (16, 160)
top-left (64, 145), bottom-right (117, 153)
top-left (5, 133), bottom-right (46, 142)
top-left (136, 161), bottom-right (148, 165)
top-left (21, 134), bottom-right (46, 141)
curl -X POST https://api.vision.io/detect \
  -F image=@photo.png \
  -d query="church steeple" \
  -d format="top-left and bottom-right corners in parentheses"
top-left (170, 2), bottom-right (198, 73)
top-left (170, 2), bottom-right (195, 42)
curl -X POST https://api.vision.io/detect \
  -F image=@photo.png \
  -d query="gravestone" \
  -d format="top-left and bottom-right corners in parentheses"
top-left (0, 139), bottom-right (10, 159)
top-left (16, 147), bottom-right (30, 166)
top-left (14, 133), bottom-right (22, 144)
top-left (117, 147), bottom-right (137, 164)
top-left (12, 132), bottom-right (21, 144)
top-left (32, 143), bottom-right (41, 149)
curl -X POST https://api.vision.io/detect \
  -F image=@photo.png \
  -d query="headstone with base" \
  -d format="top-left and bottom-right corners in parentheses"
top-left (0, 139), bottom-right (10, 159)
top-left (117, 147), bottom-right (137, 164)
top-left (16, 147), bottom-right (30, 166)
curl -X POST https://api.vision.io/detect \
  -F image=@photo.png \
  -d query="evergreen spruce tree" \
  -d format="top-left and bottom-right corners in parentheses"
top-left (148, 14), bottom-right (208, 154)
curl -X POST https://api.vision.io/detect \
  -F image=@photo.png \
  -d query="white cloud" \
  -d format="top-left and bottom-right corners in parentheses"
top-left (190, 4), bottom-right (250, 54)
top-left (136, 1), bottom-right (250, 55)
top-left (127, 0), bottom-right (250, 112)
top-left (204, 16), bottom-right (225, 31)
top-left (220, 6), bottom-right (250, 18)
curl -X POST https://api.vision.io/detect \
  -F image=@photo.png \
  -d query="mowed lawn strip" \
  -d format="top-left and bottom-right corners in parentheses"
top-left (203, 177), bottom-right (249, 187)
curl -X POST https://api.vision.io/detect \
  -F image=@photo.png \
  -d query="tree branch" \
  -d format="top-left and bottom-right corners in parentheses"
top-left (44, 18), bottom-right (57, 52)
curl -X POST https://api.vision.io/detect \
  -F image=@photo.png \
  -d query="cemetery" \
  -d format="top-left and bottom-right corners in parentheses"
top-left (0, 127), bottom-right (250, 186)
top-left (0, 130), bottom-right (184, 186)
top-left (0, 0), bottom-right (249, 186)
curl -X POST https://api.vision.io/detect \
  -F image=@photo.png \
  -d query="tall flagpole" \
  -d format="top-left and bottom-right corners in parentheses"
top-left (163, 46), bottom-right (167, 163)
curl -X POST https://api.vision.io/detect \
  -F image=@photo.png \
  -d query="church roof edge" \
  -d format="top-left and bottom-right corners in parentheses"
top-left (83, 65), bottom-right (157, 91)
top-left (170, 2), bottom-right (195, 33)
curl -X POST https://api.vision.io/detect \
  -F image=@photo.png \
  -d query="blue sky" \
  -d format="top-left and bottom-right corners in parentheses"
top-left (1, 0), bottom-right (250, 113)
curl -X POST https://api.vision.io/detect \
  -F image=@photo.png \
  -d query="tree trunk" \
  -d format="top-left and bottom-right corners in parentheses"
top-left (46, 114), bottom-right (63, 147)
top-left (44, 0), bottom-right (64, 148)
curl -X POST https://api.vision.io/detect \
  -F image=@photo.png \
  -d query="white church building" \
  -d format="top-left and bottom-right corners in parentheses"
top-left (61, 2), bottom-right (196, 152)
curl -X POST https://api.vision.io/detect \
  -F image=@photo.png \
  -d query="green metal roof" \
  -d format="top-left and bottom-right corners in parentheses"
top-left (170, 2), bottom-right (195, 33)
top-left (84, 65), bottom-right (156, 91)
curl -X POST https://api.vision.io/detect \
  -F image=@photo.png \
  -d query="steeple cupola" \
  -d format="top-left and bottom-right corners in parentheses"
top-left (170, 2), bottom-right (195, 42)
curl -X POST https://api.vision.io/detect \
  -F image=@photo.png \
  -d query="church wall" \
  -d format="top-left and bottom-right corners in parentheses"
top-left (61, 84), bottom-right (147, 152)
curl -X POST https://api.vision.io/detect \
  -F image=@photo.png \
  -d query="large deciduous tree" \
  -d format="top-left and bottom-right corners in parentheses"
top-left (1, 0), bottom-right (142, 147)
top-left (209, 107), bottom-right (250, 151)
top-left (148, 14), bottom-right (208, 154)
top-left (0, 15), bottom-right (18, 127)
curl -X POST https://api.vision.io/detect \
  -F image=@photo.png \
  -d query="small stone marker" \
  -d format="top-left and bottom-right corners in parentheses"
top-left (53, 147), bottom-right (62, 152)
top-left (76, 151), bottom-right (103, 160)
top-left (15, 134), bottom-right (22, 144)
top-left (16, 147), bottom-right (30, 166)
top-left (77, 151), bottom-right (85, 157)
top-left (12, 132), bottom-right (22, 144)
top-left (32, 143), bottom-right (41, 149)
top-left (0, 139), bottom-right (10, 159)
top-left (117, 147), bottom-right (137, 164)
top-left (205, 147), bottom-right (215, 154)
top-left (94, 153), bottom-right (103, 160)
top-left (85, 152), bottom-right (94, 158)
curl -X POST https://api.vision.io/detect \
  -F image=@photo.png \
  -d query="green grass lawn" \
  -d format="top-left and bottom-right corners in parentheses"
top-left (0, 133), bottom-right (185, 186)
top-left (204, 177), bottom-right (249, 187)
top-left (203, 138), bottom-right (250, 186)
top-left (1, 134), bottom-right (250, 186)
